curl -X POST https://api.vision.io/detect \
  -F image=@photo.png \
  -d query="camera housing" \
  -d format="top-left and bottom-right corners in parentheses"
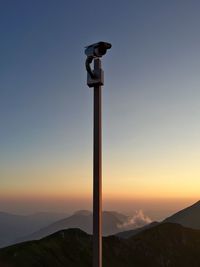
top-left (85, 41), bottom-right (112, 58)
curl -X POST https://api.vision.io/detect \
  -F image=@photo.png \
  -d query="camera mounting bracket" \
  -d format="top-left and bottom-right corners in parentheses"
top-left (86, 58), bottom-right (104, 88)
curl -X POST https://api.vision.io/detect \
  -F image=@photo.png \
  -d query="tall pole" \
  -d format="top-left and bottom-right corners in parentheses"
top-left (93, 58), bottom-right (102, 267)
top-left (85, 41), bottom-right (111, 267)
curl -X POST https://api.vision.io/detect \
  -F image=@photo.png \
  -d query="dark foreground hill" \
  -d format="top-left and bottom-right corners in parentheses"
top-left (116, 221), bottom-right (159, 238)
top-left (164, 200), bottom-right (200, 229)
top-left (1, 223), bottom-right (200, 267)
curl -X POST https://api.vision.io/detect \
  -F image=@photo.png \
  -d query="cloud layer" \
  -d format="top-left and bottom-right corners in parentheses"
top-left (118, 210), bottom-right (152, 230)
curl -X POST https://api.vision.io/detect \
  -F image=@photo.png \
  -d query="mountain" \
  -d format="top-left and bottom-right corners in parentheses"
top-left (1, 223), bottom-right (200, 267)
top-left (0, 212), bottom-right (67, 248)
top-left (116, 200), bottom-right (200, 238)
top-left (116, 221), bottom-right (159, 238)
top-left (164, 200), bottom-right (200, 229)
top-left (17, 210), bottom-right (129, 243)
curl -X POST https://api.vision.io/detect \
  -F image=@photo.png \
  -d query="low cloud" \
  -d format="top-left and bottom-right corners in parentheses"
top-left (117, 210), bottom-right (152, 230)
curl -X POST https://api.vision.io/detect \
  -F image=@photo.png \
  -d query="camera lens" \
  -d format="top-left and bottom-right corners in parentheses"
top-left (95, 47), bottom-right (106, 57)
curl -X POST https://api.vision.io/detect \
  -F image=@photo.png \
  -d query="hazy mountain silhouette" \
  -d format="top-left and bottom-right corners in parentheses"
top-left (3, 200), bottom-right (200, 250)
top-left (164, 200), bottom-right (200, 229)
top-left (1, 223), bottom-right (200, 267)
top-left (0, 212), bottom-right (67, 248)
top-left (17, 210), bottom-right (130, 243)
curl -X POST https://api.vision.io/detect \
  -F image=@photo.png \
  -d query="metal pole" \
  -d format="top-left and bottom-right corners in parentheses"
top-left (93, 58), bottom-right (102, 267)
top-left (85, 41), bottom-right (111, 267)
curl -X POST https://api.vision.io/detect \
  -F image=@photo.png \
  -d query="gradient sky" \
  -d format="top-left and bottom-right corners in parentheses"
top-left (0, 0), bottom-right (200, 215)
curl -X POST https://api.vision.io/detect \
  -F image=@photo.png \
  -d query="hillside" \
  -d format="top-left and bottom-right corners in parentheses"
top-left (1, 223), bottom-right (200, 267)
top-left (164, 200), bottom-right (200, 229)
top-left (116, 221), bottom-right (159, 238)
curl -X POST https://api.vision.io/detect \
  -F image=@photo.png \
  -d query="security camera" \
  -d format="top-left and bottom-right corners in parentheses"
top-left (85, 41), bottom-right (112, 58)
top-left (85, 41), bottom-right (112, 87)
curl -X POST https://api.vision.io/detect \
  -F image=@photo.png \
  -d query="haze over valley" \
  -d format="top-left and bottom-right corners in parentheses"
top-left (1, 201), bottom-right (200, 266)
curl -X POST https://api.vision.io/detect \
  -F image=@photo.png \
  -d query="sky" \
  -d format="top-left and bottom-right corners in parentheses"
top-left (0, 0), bottom-right (200, 217)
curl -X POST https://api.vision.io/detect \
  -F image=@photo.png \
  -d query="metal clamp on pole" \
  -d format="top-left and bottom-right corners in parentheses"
top-left (86, 57), bottom-right (104, 88)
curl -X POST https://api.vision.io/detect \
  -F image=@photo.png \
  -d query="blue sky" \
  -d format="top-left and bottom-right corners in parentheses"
top-left (0, 0), bottom-right (200, 213)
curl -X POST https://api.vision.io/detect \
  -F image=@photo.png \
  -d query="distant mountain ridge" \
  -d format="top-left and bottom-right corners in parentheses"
top-left (0, 209), bottom-right (151, 248)
top-left (1, 223), bottom-right (200, 267)
top-left (16, 211), bottom-right (130, 243)
top-left (0, 212), bottom-right (68, 248)
top-left (2, 200), bottom-right (200, 248)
